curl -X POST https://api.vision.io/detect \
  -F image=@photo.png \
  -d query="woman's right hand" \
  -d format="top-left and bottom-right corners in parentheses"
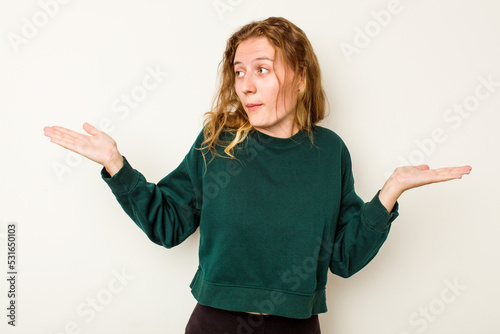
top-left (43, 122), bottom-right (124, 176)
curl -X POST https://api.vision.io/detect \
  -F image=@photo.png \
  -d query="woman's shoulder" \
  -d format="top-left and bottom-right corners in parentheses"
top-left (312, 125), bottom-right (346, 146)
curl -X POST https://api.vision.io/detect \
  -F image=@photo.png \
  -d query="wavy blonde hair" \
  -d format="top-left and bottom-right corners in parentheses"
top-left (200, 17), bottom-right (327, 164)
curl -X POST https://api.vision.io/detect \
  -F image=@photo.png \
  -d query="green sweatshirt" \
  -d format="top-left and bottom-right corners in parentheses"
top-left (101, 125), bottom-right (399, 319)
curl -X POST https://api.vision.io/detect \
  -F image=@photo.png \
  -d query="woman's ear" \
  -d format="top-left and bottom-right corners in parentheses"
top-left (298, 71), bottom-right (306, 92)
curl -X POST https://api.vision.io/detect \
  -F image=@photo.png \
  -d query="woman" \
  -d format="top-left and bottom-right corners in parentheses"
top-left (44, 17), bottom-right (471, 334)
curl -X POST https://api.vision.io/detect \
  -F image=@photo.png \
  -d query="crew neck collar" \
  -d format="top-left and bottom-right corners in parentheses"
top-left (250, 127), bottom-right (310, 149)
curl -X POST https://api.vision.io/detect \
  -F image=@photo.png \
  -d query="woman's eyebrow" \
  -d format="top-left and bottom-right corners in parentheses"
top-left (234, 56), bottom-right (274, 66)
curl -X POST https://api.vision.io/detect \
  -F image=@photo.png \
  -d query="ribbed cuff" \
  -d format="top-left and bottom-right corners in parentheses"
top-left (363, 190), bottom-right (399, 232)
top-left (100, 156), bottom-right (139, 195)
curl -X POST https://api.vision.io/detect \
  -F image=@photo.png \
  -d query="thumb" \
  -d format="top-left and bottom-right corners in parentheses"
top-left (83, 122), bottom-right (99, 136)
top-left (415, 164), bottom-right (430, 171)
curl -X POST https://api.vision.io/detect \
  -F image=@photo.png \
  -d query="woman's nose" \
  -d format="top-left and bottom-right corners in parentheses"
top-left (242, 74), bottom-right (256, 94)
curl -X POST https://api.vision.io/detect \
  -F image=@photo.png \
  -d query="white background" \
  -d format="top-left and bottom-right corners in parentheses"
top-left (1, 0), bottom-right (499, 333)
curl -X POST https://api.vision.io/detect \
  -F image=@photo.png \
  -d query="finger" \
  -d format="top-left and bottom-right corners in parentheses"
top-left (459, 165), bottom-right (472, 174)
top-left (415, 164), bottom-right (430, 171)
top-left (83, 122), bottom-right (100, 136)
top-left (434, 166), bottom-right (472, 176)
top-left (450, 166), bottom-right (471, 176)
top-left (49, 133), bottom-right (85, 154)
top-left (43, 126), bottom-right (65, 138)
top-left (453, 166), bottom-right (472, 178)
top-left (43, 126), bottom-right (55, 137)
top-left (50, 126), bottom-right (90, 142)
top-left (431, 167), bottom-right (471, 182)
top-left (50, 129), bottom-right (88, 146)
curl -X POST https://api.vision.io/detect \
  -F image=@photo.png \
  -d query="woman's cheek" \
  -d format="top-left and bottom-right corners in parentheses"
top-left (261, 80), bottom-right (280, 102)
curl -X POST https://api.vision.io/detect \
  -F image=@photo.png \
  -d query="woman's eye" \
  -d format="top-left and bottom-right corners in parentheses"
top-left (258, 67), bottom-right (269, 74)
top-left (235, 71), bottom-right (244, 78)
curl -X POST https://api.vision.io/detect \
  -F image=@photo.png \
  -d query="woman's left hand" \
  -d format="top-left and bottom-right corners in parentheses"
top-left (379, 164), bottom-right (472, 213)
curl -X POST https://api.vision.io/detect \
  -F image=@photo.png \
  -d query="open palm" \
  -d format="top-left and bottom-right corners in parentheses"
top-left (393, 164), bottom-right (472, 191)
top-left (43, 122), bottom-right (122, 169)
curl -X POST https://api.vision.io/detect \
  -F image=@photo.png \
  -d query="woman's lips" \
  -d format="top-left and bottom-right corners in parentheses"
top-left (246, 104), bottom-right (262, 111)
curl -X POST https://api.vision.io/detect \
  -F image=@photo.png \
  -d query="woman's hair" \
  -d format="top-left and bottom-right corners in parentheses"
top-left (200, 16), bottom-right (327, 163)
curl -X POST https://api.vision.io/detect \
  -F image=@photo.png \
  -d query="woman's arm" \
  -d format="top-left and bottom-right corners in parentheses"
top-left (329, 141), bottom-right (471, 278)
top-left (379, 165), bottom-right (472, 213)
top-left (44, 122), bottom-right (203, 248)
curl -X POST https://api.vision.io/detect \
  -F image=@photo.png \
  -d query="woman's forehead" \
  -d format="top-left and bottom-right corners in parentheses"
top-left (234, 37), bottom-right (277, 63)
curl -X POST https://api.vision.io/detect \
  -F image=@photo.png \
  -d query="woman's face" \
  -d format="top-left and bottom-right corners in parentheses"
top-left (234, 37), bottom-right (301, 138)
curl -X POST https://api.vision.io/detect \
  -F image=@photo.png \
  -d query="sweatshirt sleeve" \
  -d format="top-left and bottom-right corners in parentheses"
top-left (329, 141), bottom-right (399, 278)
top-left (100, 132), bottom-right (204, 249)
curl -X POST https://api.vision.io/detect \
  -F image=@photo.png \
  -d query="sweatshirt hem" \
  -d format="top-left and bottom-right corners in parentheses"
top-left (189, 268), bottom-right (328, 319)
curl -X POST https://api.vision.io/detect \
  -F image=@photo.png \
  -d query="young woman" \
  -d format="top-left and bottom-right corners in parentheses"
top-left (44, 17), bottom-right (471, 334)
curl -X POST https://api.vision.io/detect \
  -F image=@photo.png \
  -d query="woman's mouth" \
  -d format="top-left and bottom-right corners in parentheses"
top-left (246, 104), bottom-right (262, 111)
